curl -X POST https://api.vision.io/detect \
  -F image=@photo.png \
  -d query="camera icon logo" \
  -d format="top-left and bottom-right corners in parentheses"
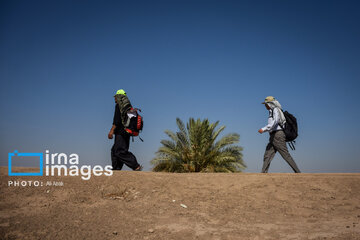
top-left (8, 150), bottom-right (43, 176)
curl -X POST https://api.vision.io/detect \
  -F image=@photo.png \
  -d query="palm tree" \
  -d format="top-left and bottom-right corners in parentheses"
top-left (151, 118), bottom-right (246, 172)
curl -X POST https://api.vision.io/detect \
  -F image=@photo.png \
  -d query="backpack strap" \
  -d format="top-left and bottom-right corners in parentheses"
top-left (288, 141), bottom-right (296, 151)
top-left (277, 108), bottom-right (286, 128)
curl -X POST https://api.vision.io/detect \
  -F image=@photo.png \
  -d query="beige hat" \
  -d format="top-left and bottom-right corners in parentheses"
top-left (262, 96), bottom-right (275, 104)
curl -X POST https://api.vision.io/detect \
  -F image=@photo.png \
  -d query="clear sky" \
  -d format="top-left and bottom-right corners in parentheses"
top-left (1, 0), bottom-right (360, 172)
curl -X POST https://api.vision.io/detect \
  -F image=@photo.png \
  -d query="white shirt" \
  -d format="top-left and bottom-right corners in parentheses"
top-left (261, 108), bottom-right (284, 133)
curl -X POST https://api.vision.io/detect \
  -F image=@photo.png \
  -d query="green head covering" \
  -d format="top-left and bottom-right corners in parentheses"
top-left (114, 89), bottom-right (126, 96)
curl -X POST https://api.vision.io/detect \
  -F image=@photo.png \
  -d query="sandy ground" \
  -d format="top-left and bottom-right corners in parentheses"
top-left (1, 167), bottom-right (360, 240)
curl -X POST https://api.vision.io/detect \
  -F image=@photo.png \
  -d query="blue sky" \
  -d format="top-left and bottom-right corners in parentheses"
top-left (1, 0), bottom-right (359, 172)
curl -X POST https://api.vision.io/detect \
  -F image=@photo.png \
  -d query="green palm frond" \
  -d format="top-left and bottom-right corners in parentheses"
top-left (152, 118), bottom-right (246, 173)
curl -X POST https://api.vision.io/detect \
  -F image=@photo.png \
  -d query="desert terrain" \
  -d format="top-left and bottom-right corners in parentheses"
top-left (1, 167), bottom-right (360, 240)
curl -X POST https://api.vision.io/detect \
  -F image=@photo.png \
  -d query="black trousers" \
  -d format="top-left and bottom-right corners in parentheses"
top-left (111, 134), bottom-right (140, 170)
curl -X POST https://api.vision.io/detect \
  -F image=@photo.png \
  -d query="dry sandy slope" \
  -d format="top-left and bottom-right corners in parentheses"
top-left (1, 167), bottom-right (360, 240)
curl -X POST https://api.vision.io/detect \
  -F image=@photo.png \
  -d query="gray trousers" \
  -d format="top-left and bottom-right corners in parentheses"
top-left (262, 130), bottom-right (301, 173)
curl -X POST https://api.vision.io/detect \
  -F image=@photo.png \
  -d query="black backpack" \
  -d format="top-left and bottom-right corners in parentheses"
top-left (279, 110), bottom-right (298, 150)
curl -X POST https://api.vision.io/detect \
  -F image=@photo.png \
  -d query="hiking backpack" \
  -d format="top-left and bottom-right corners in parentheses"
top-left (279, 110), bottom-right (298, 150)
top-left (124, 108), bottom-right (144, 141)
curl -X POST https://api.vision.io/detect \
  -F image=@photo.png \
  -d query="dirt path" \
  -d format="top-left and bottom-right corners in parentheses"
top-left (1, 168), bottom-right (360, 239)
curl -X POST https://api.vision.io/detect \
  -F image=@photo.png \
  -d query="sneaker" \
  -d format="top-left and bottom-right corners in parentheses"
top-left (134, 165), bottom-right (143, 171)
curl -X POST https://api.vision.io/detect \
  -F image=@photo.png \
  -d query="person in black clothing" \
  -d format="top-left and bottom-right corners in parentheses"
top-left (108, 89), bottom-right (142, 171)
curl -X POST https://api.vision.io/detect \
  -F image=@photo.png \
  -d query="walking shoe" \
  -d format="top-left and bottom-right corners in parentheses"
top-left (134, 165), bottom-right (143, 171)
top-left (112, 168), bottom-right (122, 171)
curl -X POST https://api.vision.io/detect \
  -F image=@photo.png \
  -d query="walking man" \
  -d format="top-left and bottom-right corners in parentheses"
top-left (258, 96), bottom-right (301, 173)
top-left (108, 89), bottom-right (142, 171)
